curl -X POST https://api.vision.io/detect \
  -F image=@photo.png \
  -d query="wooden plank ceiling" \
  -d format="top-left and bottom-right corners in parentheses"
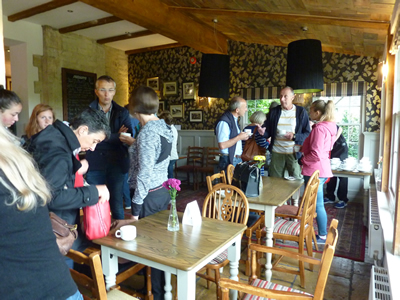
top-left (6, 0), bottom-right (396, 57)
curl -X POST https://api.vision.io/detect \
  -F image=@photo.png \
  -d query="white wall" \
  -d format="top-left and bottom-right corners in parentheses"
top-left (3, 17), bottom-right (43, 135)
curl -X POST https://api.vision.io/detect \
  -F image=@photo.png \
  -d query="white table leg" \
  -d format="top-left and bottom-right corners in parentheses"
top-left (292, 189), bottom-right (300, 207)
top-left (263, 206), bottom-right (276, 281)
top-left (228, 235), bottom-right (241, 300)
top-left (100, 246), bottom-right (119, 290)
top-left (177, 270), bottom-right (196, 300)
top-left (164, 272), bottom-right (172, 300)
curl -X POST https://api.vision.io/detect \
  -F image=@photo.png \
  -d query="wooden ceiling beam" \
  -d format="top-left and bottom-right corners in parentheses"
top-left (79, 0), bottom-right (227, 54)
top-left (171, 7), bottom-right (390, 30)
top-left (8, 0), bottom-right (78, 22)
top-left (59, 16), bottom-right (121, 34)
top-left (97, 30), bottom-right (154, 44)
top-left (126, 43), bottom-right (184, 55)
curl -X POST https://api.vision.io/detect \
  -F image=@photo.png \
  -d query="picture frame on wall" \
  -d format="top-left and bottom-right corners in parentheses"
top-left (159, 101), bottom-right (165, 113)
top-left (147, 77), bottom-right (159, 90)
top-left (189, 110), bottom-right (203, 122)
top-left (170, 104), bottom-right (184, 118)
top-left (183, 82), bottom-right (195, 99)
top-left (163, 81), bottom-right (177, 96)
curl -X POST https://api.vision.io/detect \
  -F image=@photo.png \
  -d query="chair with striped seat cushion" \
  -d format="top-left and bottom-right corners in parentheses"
top-left (196, 184), bottom-right (249, 300)
top-left (256, 170), bottom-right (320, 288)
top-left (220, 219), bottom-right (339, 300)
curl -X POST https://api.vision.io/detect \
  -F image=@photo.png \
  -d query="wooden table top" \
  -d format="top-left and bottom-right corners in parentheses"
top-left (93, 210), bottom-right (246, 272)
top-left (247, 177), bottom-right (304, 206)
top-left (332, 169), bottom-right (372, 176)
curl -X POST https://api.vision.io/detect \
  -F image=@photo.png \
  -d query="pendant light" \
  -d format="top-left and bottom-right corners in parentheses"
top-left (198, 53), bottom-right (230, 99)
top-left (286, 39), bottom-right (324, 93)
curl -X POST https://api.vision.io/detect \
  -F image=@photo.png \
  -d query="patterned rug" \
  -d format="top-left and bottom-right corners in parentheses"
top-left (175, 185), bottom-right (365, 262)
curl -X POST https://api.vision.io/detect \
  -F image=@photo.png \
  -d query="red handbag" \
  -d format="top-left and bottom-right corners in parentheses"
top-left (83, 201), bottom-right (111, 240)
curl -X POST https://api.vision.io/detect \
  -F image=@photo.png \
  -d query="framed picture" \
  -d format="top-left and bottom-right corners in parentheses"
top-left (189, 110), bottom-right (203, 122)
top-left (183, 82), bottom-right (195, 99)
top-left (163, 81), bottom-right (177, 96)
top-left (147, 77), bottom-right (159, 90)
top-left (170, 104), bottom-right (184, 118)
top-left (158, 101), bottom-right (165, 113)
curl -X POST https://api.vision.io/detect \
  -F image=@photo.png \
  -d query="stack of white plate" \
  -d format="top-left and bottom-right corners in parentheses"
top-left (357, 157), bottom-right (372, 172)
top-left (330, 158), bottom-right (341, 170)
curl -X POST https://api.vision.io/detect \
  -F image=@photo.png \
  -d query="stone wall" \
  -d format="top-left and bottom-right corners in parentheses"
top-left (40, 26), bottom-right (128, 121)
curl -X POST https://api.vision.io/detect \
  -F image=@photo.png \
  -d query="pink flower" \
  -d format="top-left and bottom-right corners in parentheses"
top-left (162, 178), bottom-right (181, 191)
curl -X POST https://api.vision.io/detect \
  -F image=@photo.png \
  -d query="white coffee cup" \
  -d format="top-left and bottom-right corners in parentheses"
top-left (120, 132), bottom-right (131, 137)
top-left (115, 225), bottom-right (136, 241)
top-left (244, 129), bottom-right (252, 135)
top-left (279, 129), bottom-right (287, 135)
top-left (294, 145), bottom-right (301, 152)
top-left (215, 155), bottom-right (220, 162)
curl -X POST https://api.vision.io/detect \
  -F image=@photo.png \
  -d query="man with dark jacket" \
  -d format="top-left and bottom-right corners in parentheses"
top-left (85, 75), bottom-right (133, 220)
top-left (258, 86), bottom-right (311, 178)
top-left (27, 108), bottom-right (111, 253)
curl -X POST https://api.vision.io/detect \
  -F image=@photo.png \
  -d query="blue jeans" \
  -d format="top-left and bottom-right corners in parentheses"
top-left (86, 164), bottom-right (125, 220)
top-left (303, 176), bottom-right (328, 236)
top-left (218, 155), bottom-right (242, 181)
top-left (66, 290), bottom-right (83, 300)
top-left (168, 159), bottom-right (177, 179)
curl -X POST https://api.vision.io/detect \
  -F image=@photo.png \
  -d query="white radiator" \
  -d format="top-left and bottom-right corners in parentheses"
top-left (368, 187), bottom-right (383, 259)
top-left (369, 266), bottom-right (391, 300)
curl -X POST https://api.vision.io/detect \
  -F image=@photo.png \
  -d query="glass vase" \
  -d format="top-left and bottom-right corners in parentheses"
top-left (167, 198), bottom-right (180, 231)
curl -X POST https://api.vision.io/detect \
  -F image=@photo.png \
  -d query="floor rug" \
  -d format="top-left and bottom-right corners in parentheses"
top-left (275, 202), bottom-right (365, 262)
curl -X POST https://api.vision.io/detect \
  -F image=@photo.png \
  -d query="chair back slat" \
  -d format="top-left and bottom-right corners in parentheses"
top-left (300, 170), bottom-right (320, 235)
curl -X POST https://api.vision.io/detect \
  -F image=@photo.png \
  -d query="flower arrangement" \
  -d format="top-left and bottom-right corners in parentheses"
top-left (162, 178), bottom-right (181, 231)
top-left (377, 156), bottom-right (383, 168)
top-left (253, 155), bottom-right (266, 168)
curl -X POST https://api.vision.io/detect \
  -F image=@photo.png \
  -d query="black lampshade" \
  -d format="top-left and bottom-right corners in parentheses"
top-left (198, 54), bottom-right (230, 99)
top-left (286, 39), bottom-right (324, 93)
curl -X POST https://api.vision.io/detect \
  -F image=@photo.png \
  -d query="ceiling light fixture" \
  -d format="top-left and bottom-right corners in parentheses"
top-left (286, 39), bottom-right (324, 93)
top-left (198, 19), bottom-right (230, 99)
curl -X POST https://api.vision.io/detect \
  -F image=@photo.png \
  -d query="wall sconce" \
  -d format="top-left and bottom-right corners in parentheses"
top-left (286, 39), bottom-right (324, 93)
top-left (198, 54), bottom-right (230, 99)
top-left (377, 61), bottom-right (388, 91)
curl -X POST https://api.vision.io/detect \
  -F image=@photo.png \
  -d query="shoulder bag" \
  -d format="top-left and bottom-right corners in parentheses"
top-left (241, 128), bottom-right (266, 162)
top-left (232, 161), bottom-right (261, 197)
top-left (49, 212), bottom-right (78, 256)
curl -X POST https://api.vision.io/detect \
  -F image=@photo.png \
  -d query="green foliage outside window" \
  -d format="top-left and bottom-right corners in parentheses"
top-left (247, 99), bottom-right (279, 117)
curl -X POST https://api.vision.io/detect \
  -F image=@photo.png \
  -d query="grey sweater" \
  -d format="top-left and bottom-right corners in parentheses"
top-left (128, 119), bottom-right (173, 215)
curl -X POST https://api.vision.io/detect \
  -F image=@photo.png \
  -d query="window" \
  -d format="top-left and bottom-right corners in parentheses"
top-left (313, 96), bottom-right (362, 158)
top-left (243, 99), bottom-right (279, 126)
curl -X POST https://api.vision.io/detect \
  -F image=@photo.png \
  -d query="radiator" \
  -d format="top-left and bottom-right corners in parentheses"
top-left (369, 266), bottom-right (391, 300)
top-left (368, 187), bottom-right (383, 259)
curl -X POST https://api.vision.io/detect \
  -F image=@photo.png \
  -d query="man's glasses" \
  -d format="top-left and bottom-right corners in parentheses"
top-left (97, 89), bottom-right (115, 93)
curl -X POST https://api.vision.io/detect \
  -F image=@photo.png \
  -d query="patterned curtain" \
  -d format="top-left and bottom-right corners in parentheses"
top-left (240, 81), bottom-right (366, 100)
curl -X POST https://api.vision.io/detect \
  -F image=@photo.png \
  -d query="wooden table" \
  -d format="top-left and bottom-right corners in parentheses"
top-left (332, 169), bottom-right (372, 226)
top-left (93, 210), bottom-right (246, 300)
top-left (247, 177), bottom-right (304, 281)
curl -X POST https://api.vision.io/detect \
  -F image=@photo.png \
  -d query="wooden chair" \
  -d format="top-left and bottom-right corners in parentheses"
top-left (174, 146), bottom-right (204, 190)
top-left (66, 248), bottom-right (141, 300)
top-left (226, 164), bottom-right (235, 184)
top-left (206, 170), bottom-right (227, 192)
top-left (197, 147), bottom-right (221, 187)
top-left (220, 219), bottom-right (339, 300)
top-left (275, 169), bottom-right (320, 251)
top-left (256, 170), bottom-right (320, 288)
top-left (196, 184), bottom-right (250, 300)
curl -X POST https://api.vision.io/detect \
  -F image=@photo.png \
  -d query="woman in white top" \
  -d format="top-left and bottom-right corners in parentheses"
top-left (158, 111), bottom-right (179, 178)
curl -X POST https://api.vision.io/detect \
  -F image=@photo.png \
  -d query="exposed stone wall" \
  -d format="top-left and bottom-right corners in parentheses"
top-left (40, 26), bottom-right (128, 121)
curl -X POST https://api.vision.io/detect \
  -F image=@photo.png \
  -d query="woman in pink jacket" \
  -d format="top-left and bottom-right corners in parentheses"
top-left (301, 100), bottom-right (337, 244)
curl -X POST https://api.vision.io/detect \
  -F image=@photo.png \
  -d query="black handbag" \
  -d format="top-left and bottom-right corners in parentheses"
top-left (232, 161), bottom-right (261, 197)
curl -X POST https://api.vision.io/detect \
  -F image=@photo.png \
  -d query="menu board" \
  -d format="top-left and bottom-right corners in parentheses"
top-left (62, 68), bottom-right (97, 122)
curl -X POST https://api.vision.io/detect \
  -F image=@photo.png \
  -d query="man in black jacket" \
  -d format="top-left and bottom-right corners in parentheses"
top-left (85, 75), bottom-right (133, 220)
top-left (27, 108), bottom-right (111, 253)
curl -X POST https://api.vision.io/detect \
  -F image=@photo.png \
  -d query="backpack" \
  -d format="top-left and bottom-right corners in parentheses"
top-left (232, 161), bottom-right (261, 197)
top-left (241, 128), bottom-right (266, 162)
